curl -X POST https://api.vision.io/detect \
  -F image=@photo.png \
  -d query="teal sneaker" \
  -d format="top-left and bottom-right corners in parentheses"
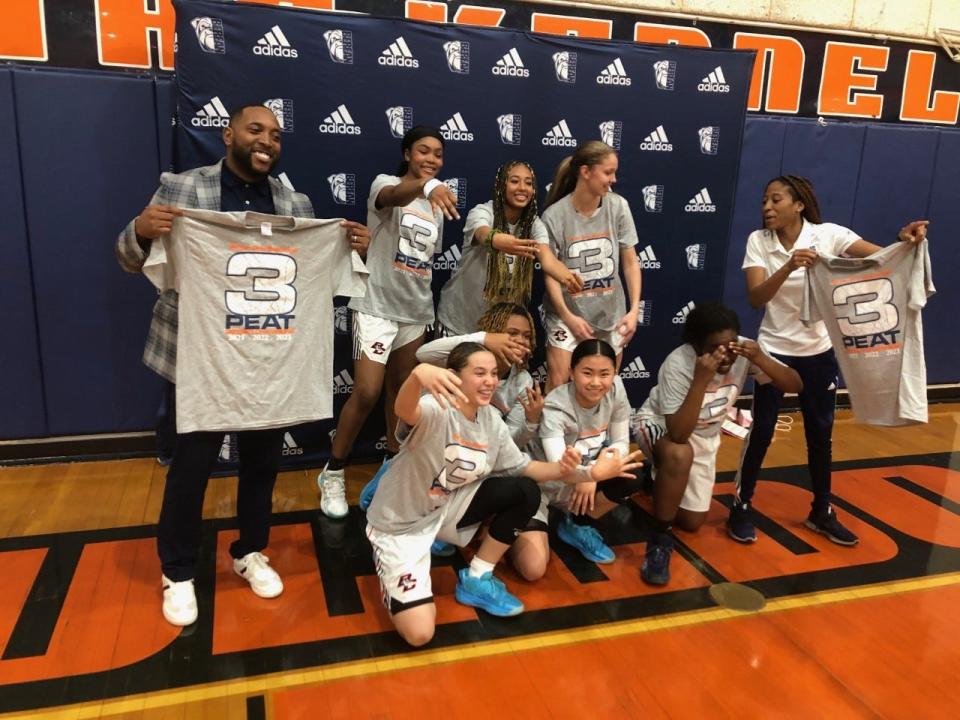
top-left (557, 513), bottom-right (615, 564)
top-left (359, 458), bottom-right (390, 511)
top-left (430, 540), bottom-right (456, 557)
top-left (455, 569), bottom-right (524, 617)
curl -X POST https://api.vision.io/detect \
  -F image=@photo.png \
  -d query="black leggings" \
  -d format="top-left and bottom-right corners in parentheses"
top-left (457, 476), bottom-right (540, 545)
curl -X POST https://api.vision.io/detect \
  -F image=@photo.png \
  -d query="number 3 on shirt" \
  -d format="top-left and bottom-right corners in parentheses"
top-left (567, 235), bottom-right (614, 282)
top-left (224, 252), bottom-right (298, 316)
top-left (398, 211), bottom-right (439, 263)
top-left (831, 277), bottom-right (899, 336)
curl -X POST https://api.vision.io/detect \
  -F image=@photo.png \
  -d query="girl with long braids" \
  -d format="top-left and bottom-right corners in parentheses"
top-left (728, 175), bottom-right (928, 546)
top-left (540, 141), bottom-right (642, 391)
top-left (317, 126), bottom-right (459, 519)
top-left (437, 160), bottom-right (581, 337)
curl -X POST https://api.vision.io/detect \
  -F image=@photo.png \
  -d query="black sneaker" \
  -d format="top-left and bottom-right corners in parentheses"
top-left (804, 507), bottom-right (859, 546)
top-left (641, 532), bottom-right (674, 586)
top-left (727, 502), bottom-right (757, 543)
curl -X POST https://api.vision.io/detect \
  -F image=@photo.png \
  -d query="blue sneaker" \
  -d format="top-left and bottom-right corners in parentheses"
top-left (727, 501), bottom-right (757, 543)
top-left (557, 513), bottom-right (615, 564)
top-left (455, 568), bottom-right (524, 617)
top-left (641, 533), bottom-right (674, 586)
top-left (430, 540), bottom-right (456, 557)
top-left (359, 459), bottom-right (391, 511)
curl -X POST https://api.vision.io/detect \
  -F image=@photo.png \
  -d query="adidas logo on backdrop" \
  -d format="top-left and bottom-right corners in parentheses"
top-left (327, 173), bottom-right (356, 205)
top-left (638, 300), bottom-right (653, 326)
top-left (277, 173), bottom-right (296, 191)
top-left (333, 369), bottom-right (354, 394)
top-left (599, 120), bottom-right (622, 150)
top-left (386, 106), bottom-right (414, 139)
top-left (281, 432), bottom-right (303, 456)
top-left (597, 58), bottom-right (631, 86)
top-left (380, 37), bottom-right (419, 68)
top-left (334, 306), bottom-right (350, 334)
top-left (542, 119), bottom-right (576, 147)
top-left (497, 114), bottom-right (522, 145)
top-left (444, 178), bottom-right (467, 209)
top-left (319, 104), bottom-right (361, 135)
top-left (531, 363), bottom-right (548, 385)
top-left (685, 188), bottom-right (716, 213)
top-left (434, 245), bottom-right (462, 271)
top-left (620, 356), bottom-right (650, 380)
top-left (699, 125), bottom-right (720, 154)
top-left (263, 98), bottom-right (294, 132)
top-left (642, 184), bottom-right (664, 213)
top-left (673, 301), bottom-right (695, 324)
top-left (190, 17), bottom-right (225, 54)
top-left (253, 25), bottom-right (298, 58)
top-left (192, 96), bottom-right (230, 128)
top-left (323, 29), bottom-right (354, 64)
top-left (441, 112), bottom-right (474, 142)
top-left (640, 125), bottom-right (672, 152)
top-left (699, 66), bottom-right (730, 93)
top-left (492, 48), bottom-right (529, 77)
top-left (686, 243), bottom-right (707, 270)
top-left (552, 51), bottom-right (577, 82)
top-left (444, 41), bottom-right (470, 73)
top-left (637, 245), bottom-right (661, 270)
top-left (653, 60), bottom-right (677, 90)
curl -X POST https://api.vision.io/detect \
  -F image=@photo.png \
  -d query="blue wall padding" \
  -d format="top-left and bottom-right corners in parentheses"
top-left (0, 70), bottom-right (47, 439)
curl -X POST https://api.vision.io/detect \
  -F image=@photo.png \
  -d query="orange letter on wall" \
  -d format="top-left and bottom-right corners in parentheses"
top-left (900, 50), bottom-right (960, 125)
top-left (1, 0), bottom-right (46, 61)
top-left (531, 13), bottom-right (612, 39)
top-left (96, 0), bottom-right (175, 70)
top-left (634, 22), bottom-right (710, 48)
top-left (818, 41), bottom-right (889, 119)
top-left (734, 33), bottom-right (804, 113)
top-left (406, 1), bottom-right (447, 23)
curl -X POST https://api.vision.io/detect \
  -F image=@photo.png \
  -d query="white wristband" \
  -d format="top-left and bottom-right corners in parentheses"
top-left (422, 178), bottom-right (443, 199)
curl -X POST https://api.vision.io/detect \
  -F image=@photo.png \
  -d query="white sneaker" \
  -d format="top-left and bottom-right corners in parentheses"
top-left (161, 575), bottom-right (198, 626)
top-left (318, 464), bottom-right (348, 518)
top-left (232, 551), bottom-right (284, 598)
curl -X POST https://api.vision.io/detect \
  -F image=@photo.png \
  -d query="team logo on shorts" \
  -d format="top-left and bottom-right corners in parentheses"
top-left (380, 36), bottom-right (419, 68)
top-left (638, 300), bottom-right (652, 326)
top-left (253, 25), bottom-right (298, 58)
top-left (443, 41), bottom-right (470, 73)
top-left (673, 301), bottom-right (695, 324)
top-left (497, 114), bottom-right (522, 145)
top-left (699, 126), bottom-right (720, 154)
top-left (370, 342), bottom-right (386, 356)
top-left (263, 98), bottom-right (294, 132)
top-left (685, 187), bottom-right (716, 213)
top-left (397, 573), bottom-right (417, 592)
top-left (190, 17), bottom-right (225, 54)
top-left (686, 243), bottom-right (707, 270)
top-left (642, 184), bottom-right (664, 213)
top-left (334, 306), bottom-right (350, 334)
top-left (440, 112), bottom-right (474, 142)
top-left (597, 58), bottom-right (631, 86)
top-left (542, 119), bottom-right (577, 147)
top-left (443, 179), bottom-right (467, 209)
top-left (386, 106), bottom-right (414, 139)
top-left (327, 173), bottom-right (356, 205)
top-left (653, 59), bottom-right (677, 90)
top-left (492, 48), bottom-right (529, 77)
top-left (599, 120), bottom-right (622, 150)
top-left (640, 125), bottom-right (672, 152)
top-left (434, 244), bottom-right (461, 271)
top-left (323, 29), bottom-right (354, 64)
top-left (319, 104), bottom-right (361, 135)
top-left (698, 66), bottom-right (730, 93)
top-left (552, 51), bottom-right (577, 83)
top-left (553, 328), bottom-right (568, 342)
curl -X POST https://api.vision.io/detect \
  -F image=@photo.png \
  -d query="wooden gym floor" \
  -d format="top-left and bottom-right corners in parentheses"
top-left (1, 404), bottom-right (960, 718)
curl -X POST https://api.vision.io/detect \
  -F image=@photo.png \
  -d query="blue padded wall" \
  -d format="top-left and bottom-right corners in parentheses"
top-left (14, 69), bottom-right (167, 435)
top-left (0, 70), bottom-right (47, 439)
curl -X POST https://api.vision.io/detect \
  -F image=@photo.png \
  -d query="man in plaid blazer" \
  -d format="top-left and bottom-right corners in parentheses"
top-left (117, 103), bottom-right (369, 626)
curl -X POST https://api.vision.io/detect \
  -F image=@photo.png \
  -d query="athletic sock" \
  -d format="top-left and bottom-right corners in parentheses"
top-left (468, 555), bottom-right (496, 579)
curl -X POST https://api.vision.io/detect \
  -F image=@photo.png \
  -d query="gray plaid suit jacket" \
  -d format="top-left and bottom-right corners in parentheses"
top-left (116, 160), bottom-right (315, 382)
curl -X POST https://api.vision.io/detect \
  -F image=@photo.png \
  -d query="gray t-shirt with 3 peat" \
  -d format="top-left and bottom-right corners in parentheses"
top-left (437, 201), bottom-right (549, 335)
top-left (366, 396), bottom-right (530, 535)
top-left (541, 193), bottom-right (639, 332)
top-left (635, 341), bottom-right (769, 439)
top-left (536, 376), bottom-right (631, 462)
top-left (348, 174), bottom-right (443, 324)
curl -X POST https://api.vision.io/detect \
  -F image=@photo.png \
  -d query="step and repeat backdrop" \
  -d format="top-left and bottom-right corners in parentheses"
top-left (173, 0), bottom-right (753, 465)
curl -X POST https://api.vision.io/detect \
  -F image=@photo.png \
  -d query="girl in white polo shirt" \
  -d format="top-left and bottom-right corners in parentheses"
top-left (730, 175), bottom-right (928, 546)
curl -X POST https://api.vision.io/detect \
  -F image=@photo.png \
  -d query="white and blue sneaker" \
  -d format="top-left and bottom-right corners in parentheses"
top-left (359, 458), bottom-right (391, 511)
top-left (455, 568), bottom-right (524, 617)
top-left (318, 464), bottom-right (348, 519)
top-left (430, 540), bottom-right (456, 557)
top-left (557, 513), bottom-right (615, 564)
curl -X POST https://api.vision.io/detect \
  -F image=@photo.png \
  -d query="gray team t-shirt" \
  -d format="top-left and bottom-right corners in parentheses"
top-left (536, 376), bottom-right (631, 462)
top-left (349, 174), bottom-right (443, 324)
top-left (541, 193), bottom-right (639, 332)
top-left (366, 396), bottom-right (530, 535)
top-left (801, 240), bottom-right (935, 426)
top-left (635, 341), bottom-right (768, 439)
top-left (437, 201), bottom-right (549, 335)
